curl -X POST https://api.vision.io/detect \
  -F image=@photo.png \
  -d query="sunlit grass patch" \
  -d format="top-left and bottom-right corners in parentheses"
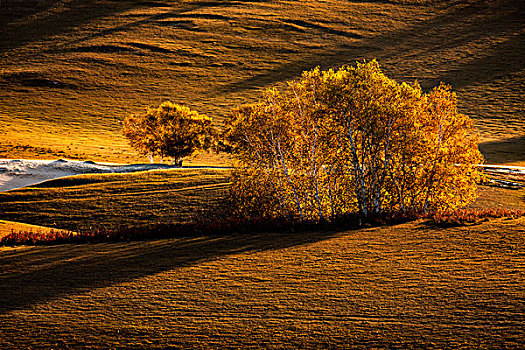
top-left (0, 168), bottom-right (231, 231)
top-left (0, 220), bottom-right (73, 240)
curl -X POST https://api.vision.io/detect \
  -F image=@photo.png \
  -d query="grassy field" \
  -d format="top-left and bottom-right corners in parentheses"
top-left (1, 0), bottom-right (524, 348)
top-left (1, 217), bottom-right (524, 348)
top-left (0, 165), bottom-right (521, 232)
top-left (0, 167), bottom-right (231, 230)
top-left (0, 220), bottom-right (74, 240)
top-left (0, 0), bottom-right (523, 164)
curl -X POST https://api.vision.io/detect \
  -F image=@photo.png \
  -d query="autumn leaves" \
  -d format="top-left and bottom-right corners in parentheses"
top-left (224, 61), bottom-right (483, 220)
top-left (124, 61), bottom-right (483, 221)
top-left (123, 102), bottom-right (215, 166)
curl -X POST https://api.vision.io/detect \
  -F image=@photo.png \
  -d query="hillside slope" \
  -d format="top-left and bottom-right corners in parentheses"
top-left (1, 0), bottom-right (523, 163)
top-left (0, 220), bottom-right (72, 239)
top-left (0, 167), bottom-right (231, 230)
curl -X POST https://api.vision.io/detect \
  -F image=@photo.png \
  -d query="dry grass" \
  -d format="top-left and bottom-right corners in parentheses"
top-left (0, 165), bottom-right (521, 232)
top-left (0, 167), bottom-right (231, 231)
top-left (0, 220), bottom-right (73, 239)
top-left (1, 1), bottom-right (524, 347)
top-left (0, 0), bottom-right (523, 164)
top-left (471, 184), bottom-right (525, 210)
top-left (1, 217), bottom-right (523, 348)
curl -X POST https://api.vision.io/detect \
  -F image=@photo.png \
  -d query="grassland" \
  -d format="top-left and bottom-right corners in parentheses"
top-left (0, 165), bottom-right (521, 232)
top-left (0, 219), bottom-right (73, 240)
top-left (1, 0), bottom-right (523, 164)
top-left (0, 167), bottom-right (231, 230)
top-left (1, 217), bottom-right (524, 348)
top-left (1, 0), bottom-right (524, 348)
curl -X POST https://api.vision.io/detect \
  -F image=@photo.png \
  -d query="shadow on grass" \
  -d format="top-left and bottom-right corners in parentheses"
top-left (0, 0), bottom-right (273, 52)
top-left (0, 0), bottom-right (63, 27)
top-left (0, 0), bottom-right (137, 51)
top-left (211, 0), bottom-right (524, 95)
top-left (479, 135), bottom-right (525, 164)
top-left (0, 0), bottom-right (233, 52)
top-left (64, 0), bottom-right (263, 48)
top-left (0, 228), bottom-right (338, 313)
top-left (0, 167), bottom-right (232, 231)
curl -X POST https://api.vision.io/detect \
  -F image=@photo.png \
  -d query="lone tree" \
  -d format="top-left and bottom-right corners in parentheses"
top-left (224, 60), bottom-right (483, 220)
top-left (123, 102), bottom-right (215, 165)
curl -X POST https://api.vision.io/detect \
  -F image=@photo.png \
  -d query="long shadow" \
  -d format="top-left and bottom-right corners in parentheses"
top-left (479, 135), bottom-right (525, 165)
top-left (0, 0), bottom-right (240, 52)
top-left (0, 0), bottom-right (136, 52)
top-left (0, 0), bottom-right (270, 52)
top-left (211, 0), bottom-right (524, 95)
top-left (421, 31), bottom-right (524, 90)
top-left (0, 227), bottom-right (339, 313)
top-left (63, 0), bottom-right (245, 47)
top-left (0, 0), bottom-right (62, 27)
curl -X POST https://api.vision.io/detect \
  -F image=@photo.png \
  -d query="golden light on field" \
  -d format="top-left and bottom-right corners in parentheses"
top-left (0, 0), bottom-right (524, 348)
top-left (0, 0), bottom-right (523, 165)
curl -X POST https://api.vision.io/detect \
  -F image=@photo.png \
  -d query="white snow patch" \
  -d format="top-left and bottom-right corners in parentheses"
top-left (0, 159), bottom-right (182, 192)
top-left (477, 164), bottom-right (525, 175)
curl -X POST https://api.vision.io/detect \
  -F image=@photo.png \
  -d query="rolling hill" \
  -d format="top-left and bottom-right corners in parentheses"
top-left (1, 217), bottom-right (524, 348)
top-left (1, 0), bottom-right (523, 164)
top-left (0, 1), bottom-right (524, 348)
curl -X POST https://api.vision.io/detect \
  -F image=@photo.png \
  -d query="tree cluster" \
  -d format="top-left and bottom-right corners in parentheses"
top-left (123, 102), bottom-right (215, 165)
top-left (224, 61), bottom-right (483, 220)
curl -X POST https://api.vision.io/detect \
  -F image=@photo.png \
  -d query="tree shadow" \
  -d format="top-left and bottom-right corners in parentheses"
top-left (0, 0), bottom-right (270, 52)
top-left (478, 135), bottom-right (525, 165)
top-left (0, 0), bottom-right (136, 51)
top-left (0, 228), bottom-right (339, 313)
top-left (63, 0), bottom-right (239, 47)
top-left (0, 0), bottom-right (63, 27)
top-left (211, 0), bottom-right (524, 96)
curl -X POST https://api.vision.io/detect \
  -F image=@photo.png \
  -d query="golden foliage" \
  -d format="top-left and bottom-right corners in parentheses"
top-left (123, 102), bottom-right (216, 165)
top-left (224, 61), bottom-right (484, 220)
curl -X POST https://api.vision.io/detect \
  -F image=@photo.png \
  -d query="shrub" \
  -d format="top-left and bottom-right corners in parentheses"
top-left (431, 209), bottom-right (525, 226)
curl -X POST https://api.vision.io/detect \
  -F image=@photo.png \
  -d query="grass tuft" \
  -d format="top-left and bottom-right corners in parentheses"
top-left (431, 208), bottom-right (525, 226)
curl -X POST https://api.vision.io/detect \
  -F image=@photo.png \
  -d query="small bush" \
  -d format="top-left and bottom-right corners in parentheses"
top-left (2, 209), bottom-right (523, 246)
top-left (431, 209), bottom-right (525, 226)
top-left (0, 211), bottom-right (422, 246)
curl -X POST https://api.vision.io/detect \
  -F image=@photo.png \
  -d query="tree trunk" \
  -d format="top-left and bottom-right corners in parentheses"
top-left (347, 123), bottom-right (368, 217)
top-left (310, 129), bottom-right (324, 221)
top-left (276, 138), bottom-right (304, 220)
